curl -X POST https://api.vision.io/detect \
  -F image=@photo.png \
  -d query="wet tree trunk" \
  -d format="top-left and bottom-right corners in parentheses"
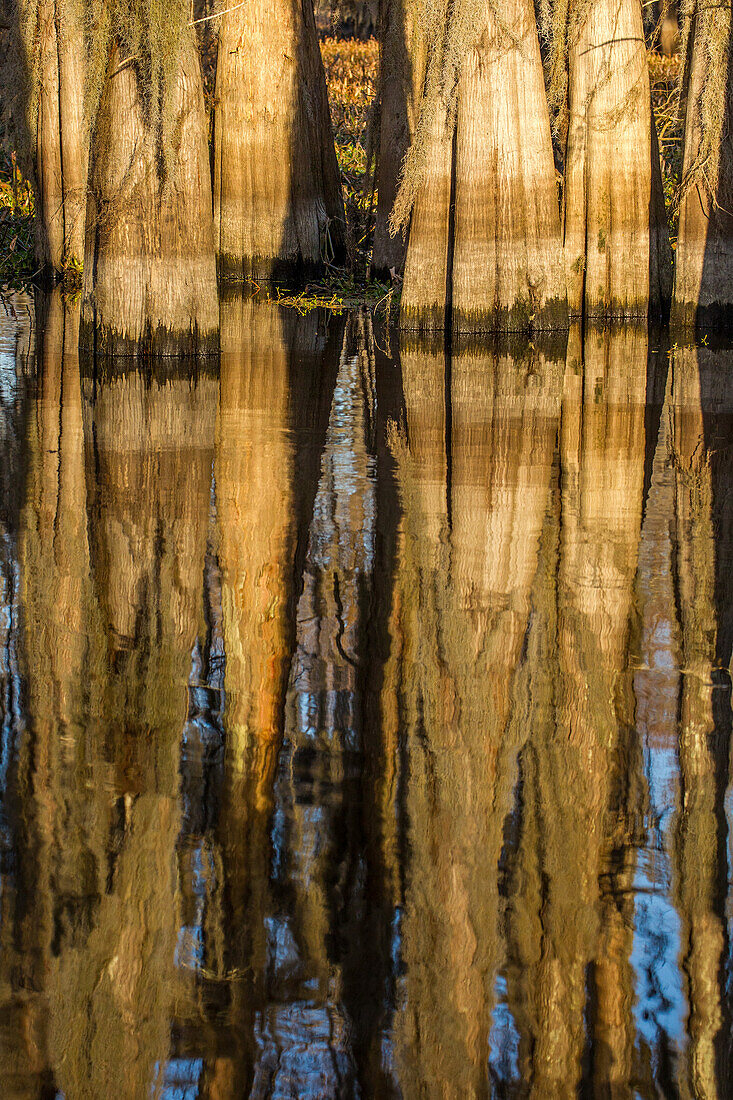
top-left (213, 0), bottom-right (346, 281)
top-left (400, 0), bottom-right (567, 334)
top-left (673, 10), bottom-right (733, 327)
top-left (81, 33), bottom-right (218, 357)
top-left (563, 0), bottom-right (671, 322)
top-left (18, 0), bottom-right (87, 274)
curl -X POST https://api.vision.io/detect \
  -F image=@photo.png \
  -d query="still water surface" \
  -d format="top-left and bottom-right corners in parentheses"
top-left (1, 290), bottom-right (732, 1098)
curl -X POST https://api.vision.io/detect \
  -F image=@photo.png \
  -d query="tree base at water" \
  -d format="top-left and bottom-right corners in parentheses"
top-left (563, 0), bottom-right (671, 323)
top-left (214, 0), bottom-right (346, 283)
top-left (672, 5), bottom-right (733, 329)
top-left (399, 0), bottom-right (568, 335)
top-left (81, 35), bottom-right (219, 359)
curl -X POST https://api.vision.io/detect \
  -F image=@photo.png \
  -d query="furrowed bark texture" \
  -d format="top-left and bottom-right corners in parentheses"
top-left (400, 0), bottom-right (567, 334)
top-left (23, 0), bottom-right (87, 272)
top-left (451, 3), bottom-right (567, 333)
top-left (563, 0), bottom-right (672, 322)
top-left (673, 15), bottom-right (733, 327)
top-left (399, 103), bottom-right (454, 332)
top-left (214, 0), bottom-right (346, 281)
top-left (81, 35), bottom-right (218, 358)
top-left (371, 0), bottom-right (420, 279)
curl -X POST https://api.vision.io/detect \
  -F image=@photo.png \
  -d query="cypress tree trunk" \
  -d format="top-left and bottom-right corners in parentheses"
top-left (400, 0), bottom-right (567, 334)
top-left (371, 0), bottom-right (419, 280)
top-left (15, 0), bottom-right (87, 274)
top-left (673, 9), bottom-right (733, 327)
top-left (213, 0), bottom-right (346, 281)
top-left (399, 104), bottom-right (455, 332)
top-left (81, 33), bottom-right (218, 357)
top-left (563, 0), bottom-right (671, 321)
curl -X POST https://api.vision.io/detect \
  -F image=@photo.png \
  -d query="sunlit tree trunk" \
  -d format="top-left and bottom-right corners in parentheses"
top-left (400, 0), bottom-right (566, 334)
top-left (398, 104), bottom-right (455, 331)
top-left (673, 7), bottom-right (733, 327)
top-left (15, 0), bottom-right (87, 273)
top-left (563, 0), bottom-right (671, 321)
top-left (82, 33), bottom-right (218, 357)
top-left (213, 0), bottom-right (346, 280)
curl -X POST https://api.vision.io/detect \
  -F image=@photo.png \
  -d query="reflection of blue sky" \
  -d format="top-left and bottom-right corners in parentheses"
top-left (151, 1058), bottom-right (203, 1100)
top-left (632, 854), bottom-right (685, 1051)
top-left (256, 345), bottom-right (377, 1095)
top-left (631, 414), bottom-right (689, 1073)
top-left (489, 974), bottom-right (521, 1087)
top-left (0, 338), bottom-right (18, 407)
top-left (0, 304), bottom-right (24, 929)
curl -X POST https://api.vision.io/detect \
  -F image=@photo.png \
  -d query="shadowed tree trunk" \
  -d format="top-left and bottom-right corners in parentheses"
top-left (563, 0), bottom-right (672, 321)
top-left (371, 0), bottom-right (418, 280)
top-left (81, 32), bottom-right (218, 357)
top-left (399, 0), bottom-right (567, 334)
top-left (213, 0), bottom-right (346, 281)
top-left (673, 5), bottom-right (733, 327)
top-left (12, 0), bottom-right (87, 274)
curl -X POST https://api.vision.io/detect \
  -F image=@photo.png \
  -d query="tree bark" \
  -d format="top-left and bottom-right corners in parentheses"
top-left (213, 0), bottom-right (346, 281)
top-left (400, 0), bottom-right (567, 334)
top-left (399, 103), bottom-right (454, 332)
top-left (18, 0), bottom-right (87, 274)
top-left (673, 11), bottom-right (733, 327)
top-left (563, 0), bottom-right (672, 322)
top-left (81, 33), bottom-right (218, 358)
top-left (371, 0), bottom-right (419, 280)
top-left (451, 2), bottom-right (567, 334)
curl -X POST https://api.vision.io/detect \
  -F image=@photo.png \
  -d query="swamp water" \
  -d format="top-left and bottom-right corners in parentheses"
top-left (1, 289), bottom-right (733, 1098)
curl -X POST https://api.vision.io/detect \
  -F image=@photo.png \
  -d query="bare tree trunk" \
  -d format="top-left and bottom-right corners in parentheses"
top-left (16, 0), bottom-right (87, 274)
top-left (673, 10), bottom-right (733, 327)
top-left (451, 1), bottom-right (567, 333)
top-left (400, 0), bottom-right (567, 334)
top-left (81, 33), bottom-right (218, 357)
top-left (371, 0), bottom-right (419, 280)
top-left (563, 0), bottom-right (671, 322)
top-left (399, 104), bottom-right (454, 331)
top-left (213, 0), bottom-right (346, 281)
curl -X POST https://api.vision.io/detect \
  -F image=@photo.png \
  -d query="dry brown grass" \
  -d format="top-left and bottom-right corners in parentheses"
top-left (320, 36), bottom-right (379, 272)
top-left (649, 50), bottom-right (684, 242)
